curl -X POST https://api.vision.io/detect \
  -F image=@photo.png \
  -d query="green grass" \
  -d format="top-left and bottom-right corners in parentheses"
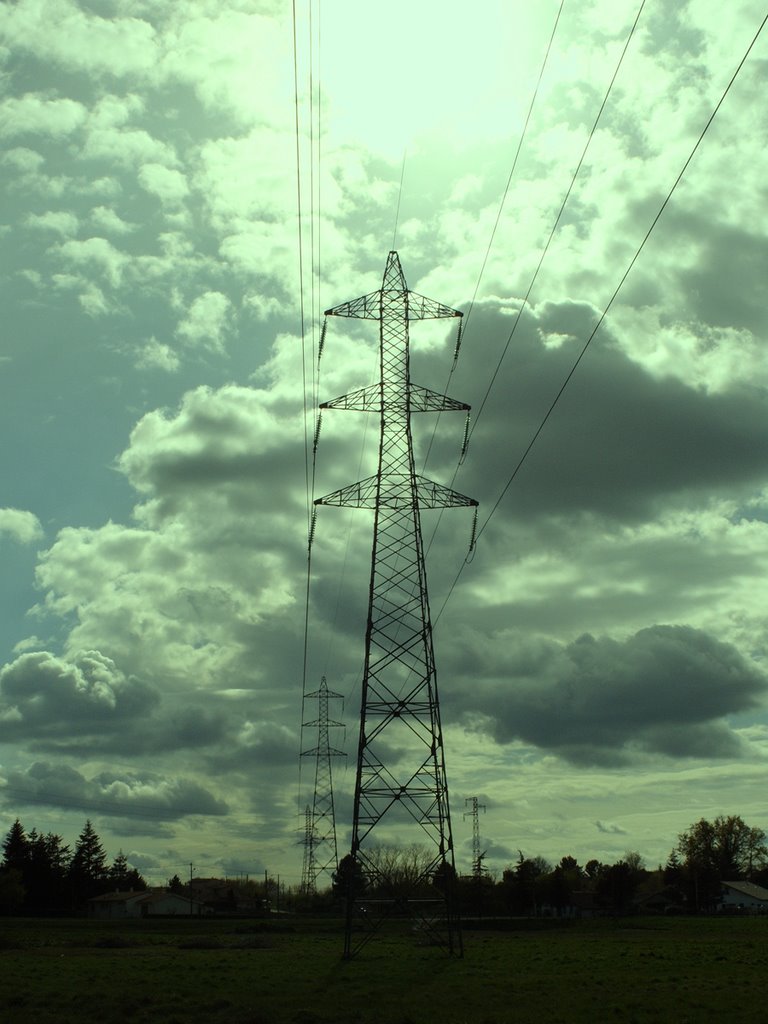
top-left (1, 915), bottom-right (767, 1023)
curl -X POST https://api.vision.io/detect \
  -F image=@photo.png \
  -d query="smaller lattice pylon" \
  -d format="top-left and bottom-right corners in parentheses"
top-left (464, 797), bottom-right (486, 878)
top-left (301, 677), bottom-right (346, 894)
top-left (300, 805), bottom-right (314, 896)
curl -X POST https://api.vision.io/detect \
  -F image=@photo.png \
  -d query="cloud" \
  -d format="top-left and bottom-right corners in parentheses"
top-left (176, 291), bottom-right (232, 351)
top-left (0, 94), bottom-right (87, 138)
top-left (0, 0), bottom-right (159, 77)
top-left (55, 236), bottom-right (128, 288)
top-left (1, 147), bottom-right (45, 172)
top-left (135, 337), bottom-right (180, 372)
top-left (26, 210), bottom-right (79, 237)
top-left (0, 650), bottom-right (158, 740)
top-left (138, 163), bottom-right (189, 206)
top-left (81, 121), bottom-right (176, 168)
top-left (89, 206), bottom-right (136, 236)
top-left (1, 761), bottom-right (228, 820)
top-left (452, 625), bottom-right (768, 766)
top-left (449, 298), bottom-right (768, 523)
top-left (159, 8), bottom-right (291, 127)
top-left (0, 508), bottom-right (43, 544)
top-left (595, 821), bottom-right (628, 835)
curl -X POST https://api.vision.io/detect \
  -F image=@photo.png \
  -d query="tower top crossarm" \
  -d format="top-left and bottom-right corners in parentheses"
top-left (324, 252), bottom-right (463, 322)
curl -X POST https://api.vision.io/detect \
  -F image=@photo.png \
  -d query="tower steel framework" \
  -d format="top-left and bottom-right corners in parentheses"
top-left (300, 677), bottom-right (345, 895)
top-left (316, 252), bottom-right (477, 957)
top-left (464, 796), bottom-right (487, 877)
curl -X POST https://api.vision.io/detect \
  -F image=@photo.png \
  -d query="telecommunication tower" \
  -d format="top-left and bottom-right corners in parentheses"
top-left (300, 677), bottom-right (345, 894)
top-left (315, 251), bottom-right (477, 957)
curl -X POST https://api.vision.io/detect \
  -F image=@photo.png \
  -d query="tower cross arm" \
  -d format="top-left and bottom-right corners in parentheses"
top-left (409, 385), bottom-right (470, 413)
top-left (315, 476), bottom-right (379, 508)
top-left (325, 290), bottom-right (382, 319)
top-left (321, 383), bottom-right (469, 414)
top-left (406, 292), bottom-right (462, 321)
top-left (301, 744), bottom-right (347, 758)
top-left (415, 476), bottom-right (477, 509)
top-left (315, 476), bottom-right (476, 510)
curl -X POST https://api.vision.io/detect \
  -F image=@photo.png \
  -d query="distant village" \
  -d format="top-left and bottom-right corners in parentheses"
top-left (2, 814), bottom-right (767, 920)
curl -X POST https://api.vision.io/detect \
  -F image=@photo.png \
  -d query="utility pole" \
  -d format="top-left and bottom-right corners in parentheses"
top-left (316, 251), bottom-right (477, 957)
top-left (301, 677), bottom-right (345, 895)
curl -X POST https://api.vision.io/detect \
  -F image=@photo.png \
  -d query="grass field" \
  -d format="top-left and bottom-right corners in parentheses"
top-left (1, 914), bottom-right (767, 1023)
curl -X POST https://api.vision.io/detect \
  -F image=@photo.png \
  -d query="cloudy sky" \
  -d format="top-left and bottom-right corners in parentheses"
top-left (1, 0), bottom-right (766, 887)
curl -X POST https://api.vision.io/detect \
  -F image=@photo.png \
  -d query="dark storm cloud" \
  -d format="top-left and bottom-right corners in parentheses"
top-left (0, 650), bottom-right (158, 738)
top-left (119, 384), bottom-right (305, 515)
top-left (0, 649), bottom-right (244, 757)
top-left (451, 624), bottom-right (767, 766)
top-left (204, 718), bottom-right (299, 771)
top-left (447, 300), bottom-right (768, 522)
top-left (2, 762), bottom-right (229, 819)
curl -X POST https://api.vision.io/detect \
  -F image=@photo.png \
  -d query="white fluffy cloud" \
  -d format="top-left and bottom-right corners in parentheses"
top-left (176, 291), bottom-right (232, 351)
top-left (0, 0), bottom-right (160, 77)
top-left (0, 508), bottom-right (43, 544)
top-left (0, 94), bottom-right (87, 138)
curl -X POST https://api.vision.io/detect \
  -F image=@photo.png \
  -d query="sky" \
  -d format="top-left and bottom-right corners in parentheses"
top-left (0, 0), bottom-right (766, 888)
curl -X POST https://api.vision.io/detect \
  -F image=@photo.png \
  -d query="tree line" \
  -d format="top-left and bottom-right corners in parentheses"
top-left (332, 815), bottom-right (768, 917)
top-left (0, 818), bottom-right (146, 913)
top-left (2, 812), bottom-right (765, 917)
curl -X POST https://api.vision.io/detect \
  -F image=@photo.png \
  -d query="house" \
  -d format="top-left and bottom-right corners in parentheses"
top-left (720, 880), bottom-right (768, 914)
top-left (89, 888), bottom-right (205, 919)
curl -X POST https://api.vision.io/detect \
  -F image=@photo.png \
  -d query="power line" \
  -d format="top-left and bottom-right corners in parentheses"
top-left (461, 0), bottom-right (566, 345)
top-left (421, 0), bottom-right (566, 476)
top-left (392, 148), bottom-right (407, 250)
top-left (467, 0), bottom-right (646, 444)
top-left (434, 8), bottom-right (768, 623)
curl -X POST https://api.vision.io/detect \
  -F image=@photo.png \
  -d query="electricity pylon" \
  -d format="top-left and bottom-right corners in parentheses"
top-left (315, 251), bottom-right (477, 957)
top-left (301, 677), bottom-right (345, 895)
top-left (464, 796), bottom-right (487, 878)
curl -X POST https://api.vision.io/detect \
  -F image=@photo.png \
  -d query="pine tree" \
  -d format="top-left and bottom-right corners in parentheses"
top-left (1, 819), bottom-right (31, 911)
top-left (2, 819), bottom-right (30, 873)
top-left (27, 832), bottom-right (71, 911)
top-left (109, 850), bottom-right (146, 892)
top-left (69, 820), bottom-right (108, 905)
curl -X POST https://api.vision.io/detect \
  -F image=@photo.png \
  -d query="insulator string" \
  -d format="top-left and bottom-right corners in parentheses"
top-left (318, 317), bottom-right (327, 367)
top-left (313, 412), bottom-right (323, 454)
top-left (452, 316), bottom-right (463, 368)
top-left (459, 412), bottom-right (471, 463)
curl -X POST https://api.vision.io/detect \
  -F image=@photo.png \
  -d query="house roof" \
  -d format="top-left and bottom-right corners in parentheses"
top-left (89, 890), bottom-right (146, 904)
top-left (89, 887), bottom-right (201, 906)
top-left (722, 880), bottom-right (768, 902)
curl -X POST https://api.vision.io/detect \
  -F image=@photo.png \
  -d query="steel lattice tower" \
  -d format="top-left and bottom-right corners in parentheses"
top-left (464, 796), bottom-right (487, 877)
top-left (316, 251), bottom-right (477, 957)
top-left (301, 677), bottom-right (345, 894)
top-left (300, 804), bottom-right (313, 895)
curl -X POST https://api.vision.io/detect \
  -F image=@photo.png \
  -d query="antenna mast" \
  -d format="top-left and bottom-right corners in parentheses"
top-left (316, 251), bottom-right (477, 957)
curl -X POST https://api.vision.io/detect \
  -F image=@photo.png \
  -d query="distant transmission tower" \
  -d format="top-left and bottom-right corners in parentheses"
top-left (300, 804), bottom-right (313, 896)
top-left (464, 797), bottom-right (487, 877)
top-left (315, 251), bottom-right (477, 957)
top-left (300, 677), bottom-right (345, 895)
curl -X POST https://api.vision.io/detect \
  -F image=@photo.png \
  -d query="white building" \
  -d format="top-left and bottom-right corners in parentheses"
top-left (720, 880), bottom-right (768, 913)
top-left (89, 889), bottom-right (206, 918)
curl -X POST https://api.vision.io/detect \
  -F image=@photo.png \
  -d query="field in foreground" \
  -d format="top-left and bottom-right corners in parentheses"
top-left (1, 915), bottom-right (767, 1024)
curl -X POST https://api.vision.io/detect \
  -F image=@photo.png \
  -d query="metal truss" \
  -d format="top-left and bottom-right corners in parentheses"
top-left (301, 677), bottom-right (345, 895)
top-left (316, 252), bottom-right (476, 957)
